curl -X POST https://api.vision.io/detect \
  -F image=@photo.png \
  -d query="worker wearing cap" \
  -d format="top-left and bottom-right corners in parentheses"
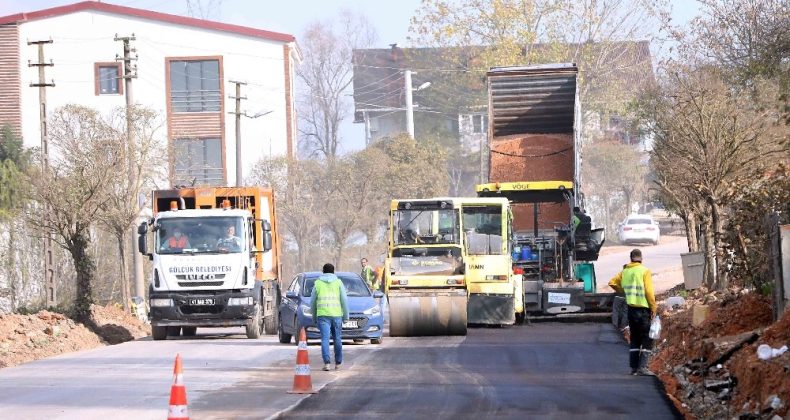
top-left (608, 248), bottom-right (656, 376)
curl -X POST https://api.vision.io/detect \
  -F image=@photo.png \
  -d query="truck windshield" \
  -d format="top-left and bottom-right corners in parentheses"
top-left (390, 247), bottom-right (463, 276)
top-left (393, 209), bottom-right (459, 245)
top-left (156, 216), bottom-right (245, 254)
top-left (463, 206), bottom-right (503, 255)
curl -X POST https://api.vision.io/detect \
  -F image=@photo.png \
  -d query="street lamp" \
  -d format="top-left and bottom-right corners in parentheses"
top-left (405, 71), bottom-right (431, 139)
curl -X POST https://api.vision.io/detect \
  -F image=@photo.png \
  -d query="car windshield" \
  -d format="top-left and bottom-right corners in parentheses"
top-left (156, 216), bottom-right (245, 254)
top-left (302, 274), bottom-right (371, 297)
top-left (627, 218), bottom-right (652, 225)
top-left (393, 208), bottom-right (459, 245)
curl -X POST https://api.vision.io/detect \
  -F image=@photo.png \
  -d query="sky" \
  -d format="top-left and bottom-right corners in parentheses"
top-left (0, 0), bottom-right (702, 153)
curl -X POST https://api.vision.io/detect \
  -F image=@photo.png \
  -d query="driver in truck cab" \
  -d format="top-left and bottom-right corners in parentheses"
top-left (164, 226), bottom-right (190, 250)
top-left (217, 224), bottom-right (242, 252)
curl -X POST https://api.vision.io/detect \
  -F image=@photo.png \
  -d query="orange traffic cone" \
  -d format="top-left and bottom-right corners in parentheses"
top-left (287, 327), bottom-right (317, 394)
top-left (168, 354), bottom-right (189, 420)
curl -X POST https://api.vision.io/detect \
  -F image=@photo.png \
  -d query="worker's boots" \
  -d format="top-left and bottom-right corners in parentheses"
top-left (636, 351), bottom-right (655, 376)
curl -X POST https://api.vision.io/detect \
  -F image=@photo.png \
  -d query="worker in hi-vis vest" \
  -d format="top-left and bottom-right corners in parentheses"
top-left (608, 248), bottom-right (657, 376)
top-left (310, 263), bottom-right (349, 372)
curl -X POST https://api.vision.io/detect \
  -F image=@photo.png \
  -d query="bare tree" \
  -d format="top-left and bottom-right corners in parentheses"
top-left (25, 105), bottom-right (124, 321)
top-left (184, 0), bottom-right (223, 20)
top-left (643, 66), bottom-right (788, 289)
top-left (95, 106), bottom-right (166, 310)
top-left (297, 10), bottom-right (377, 159)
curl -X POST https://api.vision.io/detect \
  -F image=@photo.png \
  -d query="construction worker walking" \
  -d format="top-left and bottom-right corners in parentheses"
top-left (310, 263), bottom-right (349, 371)
top-left (360, 258), bottom-right (377, 290)
top-left (608, 249), bottom-right (657, 376)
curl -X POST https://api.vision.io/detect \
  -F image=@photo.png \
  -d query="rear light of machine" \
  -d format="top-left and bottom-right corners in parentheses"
top-left (513, 267), bottom-right (524, 275)
top-left (391, 279), bottom-right (408, 286)
top-left (446, 278), bottom-right (464, 285)
top-left (485, 275), bottom-right (508, 281)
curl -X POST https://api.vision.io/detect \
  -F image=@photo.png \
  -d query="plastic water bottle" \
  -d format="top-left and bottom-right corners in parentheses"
top-left (648, 315), bottom-right (661, 339)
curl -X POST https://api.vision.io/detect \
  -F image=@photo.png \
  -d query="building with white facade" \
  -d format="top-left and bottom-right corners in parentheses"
top-left (0, 1), bottom-right (300, 186)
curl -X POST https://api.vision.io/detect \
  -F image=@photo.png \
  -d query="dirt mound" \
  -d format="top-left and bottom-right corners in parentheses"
top-left (0, 305), bottom-right (150, 369)
top-left (0, 311), bottom-right (103, 368)
top-left (89, 304), bottom-right (149, 345)
top-left (651, 290), bottom-right (784, 419)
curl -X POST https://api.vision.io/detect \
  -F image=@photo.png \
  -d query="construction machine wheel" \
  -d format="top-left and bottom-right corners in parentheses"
top-left (515, 311), bottom-right (526, 325)
top-left (152, 325), bottom-right (168, 341)
top-left (388, 290), bottom-right (467, 336)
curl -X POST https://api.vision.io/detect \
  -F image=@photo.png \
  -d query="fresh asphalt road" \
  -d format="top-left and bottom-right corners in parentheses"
top-left (595, 237), bottom-right (689, 290)
top-left (0, 322), bottom-right (678, 419)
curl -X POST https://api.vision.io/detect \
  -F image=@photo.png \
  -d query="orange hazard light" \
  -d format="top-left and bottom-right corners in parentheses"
top-left (170, 201), bottom-right (178, 211)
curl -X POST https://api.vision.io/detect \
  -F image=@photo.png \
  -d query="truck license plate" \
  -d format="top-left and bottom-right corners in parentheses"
top-left (547, 292), bottom-right (571, 304)
top-left (342, 320), bottom-right (358, 329)
top-left (189, 298), bottom-right (215, 305)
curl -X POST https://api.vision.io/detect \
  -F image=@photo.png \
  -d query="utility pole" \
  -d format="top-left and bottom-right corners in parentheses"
top-left (404, 70), bottom-right (415, 139)
top-left (228, 80), bottom-right (247, 187)
top-left (115, 34), bottom-right (143, 303)
top-left (28, 39), bottom-right (56, 308)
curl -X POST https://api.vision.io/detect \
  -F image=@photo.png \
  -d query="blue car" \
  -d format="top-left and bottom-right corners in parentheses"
top-left (277, 271), bottom-right (384, 344)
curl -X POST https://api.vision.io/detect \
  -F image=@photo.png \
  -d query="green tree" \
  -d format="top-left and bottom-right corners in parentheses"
top-left (26, 106), bottom-right (124, 321)
top-left (0, 125), bottom-right (30, 219)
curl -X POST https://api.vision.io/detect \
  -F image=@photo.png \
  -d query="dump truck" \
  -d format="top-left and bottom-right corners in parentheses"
top-left (384, 197), bottom-right (522, 336)
top-left (137, 187), bottom-right (281, 340)
top-left (477, 63), bottom-right (610, 315)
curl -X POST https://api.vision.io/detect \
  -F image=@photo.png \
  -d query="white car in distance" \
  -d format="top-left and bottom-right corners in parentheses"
top-left (617, 214), bottom-right (660, 245)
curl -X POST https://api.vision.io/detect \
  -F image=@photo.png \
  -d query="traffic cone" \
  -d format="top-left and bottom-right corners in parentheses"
top-left (168, 354), bottom-right (189, 420)
top-left (287, 327), bottom-right (317, 394)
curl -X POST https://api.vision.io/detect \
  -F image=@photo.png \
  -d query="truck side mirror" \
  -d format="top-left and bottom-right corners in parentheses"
top-left (138, 232), bottom-right (148, 255)
top-left (263, 231), bottom-right (272, 252)
top-left (262, 220), bottom-right (271, 232)
top-left (137, 221), bottom-right (148, 235)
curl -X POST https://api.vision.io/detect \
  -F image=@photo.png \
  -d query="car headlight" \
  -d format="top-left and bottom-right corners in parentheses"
top-left (301, 304), bottom-right (312, 317)
top-left (363, 304), bottom-right (381, 315)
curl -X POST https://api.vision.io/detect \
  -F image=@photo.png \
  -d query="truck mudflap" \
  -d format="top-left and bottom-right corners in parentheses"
top-left (150, 289), bottom-right (257, 327)
top-left (387, 288), bottom-right (467, 337)
top-left (468, 293), bottom-right (515, 326)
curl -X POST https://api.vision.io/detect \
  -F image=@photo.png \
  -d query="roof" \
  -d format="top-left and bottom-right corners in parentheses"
top-left (300, 272), bottom-right (361, 279)
top-left (351, 42), bottom-right (654, 122)
top-left (0, 1), bottom-right (294, 43)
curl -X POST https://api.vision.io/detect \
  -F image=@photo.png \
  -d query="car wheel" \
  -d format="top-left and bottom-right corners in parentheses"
top-left (278, 318), bottom-right (292, 344)
top-left (152, 325), bottom-right (168, 341)
top-left (371, 337), bottom-right (382, 345)
top-left (167, 326), bottom-right (182, 337)
top-left (182, 327), bottom-right (197, 337)
top-left (653, 238), bottom-right (660, 245)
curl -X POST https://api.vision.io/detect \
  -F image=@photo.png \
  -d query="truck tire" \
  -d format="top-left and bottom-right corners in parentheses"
top-left (182, 327), bottom-right (197, 337)
top-left (264, 283), bottom-right (279, 335)
top-left (152, 325), bottom-right (168, 340)
top-left (246, 303), bottom-right (263, 339)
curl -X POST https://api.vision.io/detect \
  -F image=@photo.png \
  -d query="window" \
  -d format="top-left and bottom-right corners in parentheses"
top-left (169, 59), bottom-right (221, 112)
top-left (94, 63), bottom-right (121, 95)
top-left (472, 115), bottom-right (487, 134)
top-left (173, 138), bottom-right (223, 186)
top-left (463, 205), bottom-right (503, 255)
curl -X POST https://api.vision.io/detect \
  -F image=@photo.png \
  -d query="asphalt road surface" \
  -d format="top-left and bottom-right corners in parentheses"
top-left (595, 237), bottom-right (689, 290)
top-left (0, 322), bottom-right (679, 419)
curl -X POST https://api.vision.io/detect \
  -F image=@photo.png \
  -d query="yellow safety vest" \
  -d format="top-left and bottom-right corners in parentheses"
top-left (621, 264), bottom-right (650, 308)
top-left (314, 280), bottom-right (343, 317)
